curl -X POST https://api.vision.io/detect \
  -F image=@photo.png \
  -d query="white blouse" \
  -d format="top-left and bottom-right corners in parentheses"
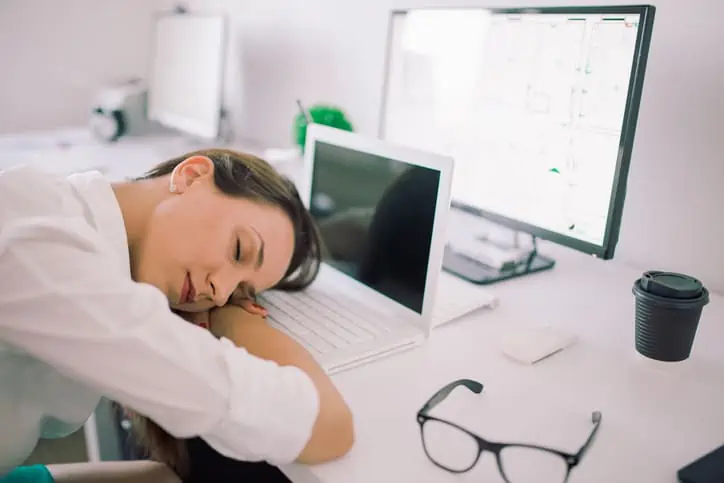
top-left (0, 165), bottom-right (319, 475)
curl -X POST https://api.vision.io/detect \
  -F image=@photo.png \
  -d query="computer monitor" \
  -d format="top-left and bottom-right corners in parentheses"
top-left (379, 5), bottom-right (655, 284)
top-left (147, 10), bottom-right (227, 140)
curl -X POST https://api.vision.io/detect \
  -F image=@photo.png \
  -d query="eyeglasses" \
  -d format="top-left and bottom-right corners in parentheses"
top-left (416, 379), bottom-right (602, 483)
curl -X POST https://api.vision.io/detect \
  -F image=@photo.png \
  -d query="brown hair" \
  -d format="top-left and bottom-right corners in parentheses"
top-left (126, 148), bottom-right (322, 474)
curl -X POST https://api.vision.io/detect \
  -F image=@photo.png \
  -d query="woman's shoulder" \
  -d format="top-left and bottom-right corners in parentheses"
top-left (1, 165), bottom-right (128, 268)
top-left (0, 165), bottom-right (88, 218)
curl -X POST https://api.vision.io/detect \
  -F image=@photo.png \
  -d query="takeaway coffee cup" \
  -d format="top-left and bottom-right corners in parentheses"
top-left (632, 271), bottom-right (709, 362)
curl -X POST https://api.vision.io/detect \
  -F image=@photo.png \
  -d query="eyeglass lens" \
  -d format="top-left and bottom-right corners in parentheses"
top-left (422, 419), bottom-right (569, 483)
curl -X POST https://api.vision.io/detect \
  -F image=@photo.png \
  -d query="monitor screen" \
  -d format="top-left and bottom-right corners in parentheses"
top-left (147, 13), bottom-right (226, 140)
top-left (380, 6), bottom-right (655, 258)
top-left (309, 140), bottom-right (441, 314)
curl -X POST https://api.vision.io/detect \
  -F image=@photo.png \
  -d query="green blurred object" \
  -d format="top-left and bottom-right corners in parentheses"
top-left (0, 465), bottom-right (55, 482)
top-left (293, 104), bottom-right (354, 151)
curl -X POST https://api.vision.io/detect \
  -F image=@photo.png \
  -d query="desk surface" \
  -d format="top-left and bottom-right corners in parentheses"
top-left (282, 243), bottom-right (724, 483)
top-left (2, 130), bottom-right (722, 482)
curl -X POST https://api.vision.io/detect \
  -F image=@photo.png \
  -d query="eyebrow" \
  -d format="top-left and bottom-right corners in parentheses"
top-left (251, 226), bottom-right (265, 270)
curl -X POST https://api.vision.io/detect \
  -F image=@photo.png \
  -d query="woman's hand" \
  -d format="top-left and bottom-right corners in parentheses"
top-left (208, 303), bottom-right (266, 339)
top-left (175, 293), bottom-right (269, 340)
top-left (229, 291), bottom-right (269, 317)
top-left (176, 293), bottom-right (268, 334)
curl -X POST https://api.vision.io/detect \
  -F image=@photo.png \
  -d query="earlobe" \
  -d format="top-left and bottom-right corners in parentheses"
top-left (169, 164), bottom-right (179, 193)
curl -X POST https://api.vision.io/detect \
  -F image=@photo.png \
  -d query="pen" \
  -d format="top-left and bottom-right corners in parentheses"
top-left (296, 99), bottom-right (311, 125)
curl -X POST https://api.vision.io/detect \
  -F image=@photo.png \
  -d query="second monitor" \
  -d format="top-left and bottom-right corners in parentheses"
top-left (380, 5), bottom-right (656, 284)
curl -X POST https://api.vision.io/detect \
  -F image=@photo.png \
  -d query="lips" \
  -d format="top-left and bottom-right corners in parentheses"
top-left (181, 272), bottom-right (196, 304)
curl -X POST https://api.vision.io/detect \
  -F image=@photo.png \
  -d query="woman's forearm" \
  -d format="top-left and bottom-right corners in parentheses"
top-left (48, 461), bottom-right (180, 483)
top-left (209, 305), bottom-right (355, 464)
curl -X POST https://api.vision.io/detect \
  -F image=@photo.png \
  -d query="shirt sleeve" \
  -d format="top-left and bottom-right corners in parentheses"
top-left (0, 216), bottom-right (320, 465)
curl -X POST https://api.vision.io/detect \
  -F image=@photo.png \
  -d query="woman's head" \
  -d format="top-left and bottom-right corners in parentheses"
top-left (131, 148), bottom-right (320, 311)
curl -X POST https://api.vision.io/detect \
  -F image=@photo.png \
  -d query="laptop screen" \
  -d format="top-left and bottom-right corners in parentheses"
top-left (309, 140), bottom-right (441, 314)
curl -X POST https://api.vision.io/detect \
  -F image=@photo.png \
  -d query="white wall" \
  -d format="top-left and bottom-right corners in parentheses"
top-left (0, 0), bottom-right (164, 133)
top-left (162, 0), bottom-right (724, 294)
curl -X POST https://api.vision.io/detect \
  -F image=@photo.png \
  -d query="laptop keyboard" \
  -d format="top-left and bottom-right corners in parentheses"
top-left (260, 289), bottom-right (392, 355)
top-left (261, 275), bottom-right (499, 353)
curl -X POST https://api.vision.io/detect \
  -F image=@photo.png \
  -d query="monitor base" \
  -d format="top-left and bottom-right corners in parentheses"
top-left (442, 237), bottom-right (555, 285)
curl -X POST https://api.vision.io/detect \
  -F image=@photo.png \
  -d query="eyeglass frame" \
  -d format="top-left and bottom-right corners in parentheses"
top-left (416, 378), bottom-right (602, 483)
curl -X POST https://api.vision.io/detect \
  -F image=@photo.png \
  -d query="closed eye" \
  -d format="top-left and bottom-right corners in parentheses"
top-left (235, 238), bottom-right (242, 262)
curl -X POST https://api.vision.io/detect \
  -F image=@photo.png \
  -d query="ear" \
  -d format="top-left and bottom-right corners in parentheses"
top-left (170, 156), bottom-right (214, 194)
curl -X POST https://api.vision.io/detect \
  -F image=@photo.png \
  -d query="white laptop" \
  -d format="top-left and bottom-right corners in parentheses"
top-left (260, 124), bottom-right (493, 374)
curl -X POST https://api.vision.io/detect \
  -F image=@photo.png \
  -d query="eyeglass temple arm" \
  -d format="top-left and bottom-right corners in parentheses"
top-left (419, 379), bottom-right (483, 414)
top-left (575, 411), bottom-right (603, 459)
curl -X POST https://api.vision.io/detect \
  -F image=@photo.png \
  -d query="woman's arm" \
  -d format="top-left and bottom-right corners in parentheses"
top-left (48, 461), bottom-right (180, 483)
top-left (209, 305), bottom-right (355, 464)
top-left (0, 217), bottom-right (319, 466)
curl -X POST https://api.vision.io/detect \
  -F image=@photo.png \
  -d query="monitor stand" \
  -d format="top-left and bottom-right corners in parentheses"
top-left (443, 234), bottom-right (555, 285)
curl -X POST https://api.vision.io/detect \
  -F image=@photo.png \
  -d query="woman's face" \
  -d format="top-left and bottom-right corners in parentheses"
top-left (134, 156), bottom-right (295, 312)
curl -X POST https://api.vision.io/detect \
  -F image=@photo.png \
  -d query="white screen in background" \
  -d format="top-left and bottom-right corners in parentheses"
top-left (382, 10), bottom-right (640, 246)
top-left (148, 15), bottom-right (225, 140)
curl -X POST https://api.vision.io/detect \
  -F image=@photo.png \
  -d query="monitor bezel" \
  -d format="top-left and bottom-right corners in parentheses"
top-left (147, 9), bottom-right (228, 141)
top-left (378, 4), bottom-right (656, 260)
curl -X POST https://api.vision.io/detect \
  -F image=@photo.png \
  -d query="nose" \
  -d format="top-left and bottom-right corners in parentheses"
top-left (208, 267), bottom-right (247, 307)
top-left (209, 280), bottom-right (233, 307)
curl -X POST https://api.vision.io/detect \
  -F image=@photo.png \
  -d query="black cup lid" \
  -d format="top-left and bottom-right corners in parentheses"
top-left (640, 271), bottom-right (703, 299)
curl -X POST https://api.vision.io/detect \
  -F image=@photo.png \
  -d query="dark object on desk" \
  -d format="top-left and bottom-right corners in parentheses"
top-left (632, 270), bottom-right (709, 362)
top-left (184, 438), bottom-right (291, 483)
top-left (442, 234), bottom-right (555, 286)
top-left (678, 443), bottom-right (724, 483)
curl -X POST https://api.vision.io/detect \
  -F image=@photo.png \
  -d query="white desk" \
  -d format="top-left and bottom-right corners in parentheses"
top-left (281, 243), bottom-right (724, 483)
